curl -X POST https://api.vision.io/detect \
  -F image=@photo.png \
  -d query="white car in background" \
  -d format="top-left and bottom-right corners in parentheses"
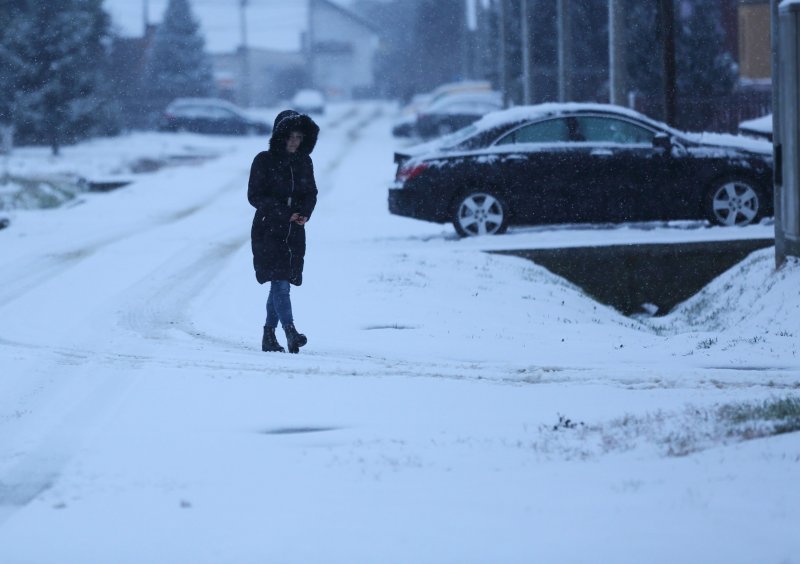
top-left (291, 89), bottom-right (326, 115)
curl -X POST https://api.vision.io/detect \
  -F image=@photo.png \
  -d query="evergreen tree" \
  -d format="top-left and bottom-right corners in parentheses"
top-left (143, 0), bottom-right (214, 118)
top-left (2, 0), bottom-right (113, 154)
top-left (626, 0), bottom-right (737, 126)
top-left (0, 0), bottom-right (29, 126)
top-left (676, 0), bottom-right (737, 99)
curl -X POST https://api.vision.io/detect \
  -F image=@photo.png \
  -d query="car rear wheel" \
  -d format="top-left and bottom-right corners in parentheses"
top-left (453, 191), bottom-right (508, 237)
top-left (707, 179), bottom-right (762, 226)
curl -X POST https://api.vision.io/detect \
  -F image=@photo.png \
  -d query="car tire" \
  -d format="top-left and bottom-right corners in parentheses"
top-left (706, 178), bottom-right (763, 226)
top-left (452, 191), bottom-right (509, 237)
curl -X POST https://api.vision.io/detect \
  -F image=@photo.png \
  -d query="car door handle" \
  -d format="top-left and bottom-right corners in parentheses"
top-left (591, 149), bottom-right (614, 157)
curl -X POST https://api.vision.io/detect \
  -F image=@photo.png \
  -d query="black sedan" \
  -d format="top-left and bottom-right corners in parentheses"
top-left (389, 104), bottom-right (774, 236)
top-left (158, 98), bottom-right (271, 135)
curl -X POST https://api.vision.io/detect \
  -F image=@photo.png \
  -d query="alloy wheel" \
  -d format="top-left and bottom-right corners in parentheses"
top-left (455, 193), bottom-right (506, 236)
top-left (711, 181), bottom-right (760, 226)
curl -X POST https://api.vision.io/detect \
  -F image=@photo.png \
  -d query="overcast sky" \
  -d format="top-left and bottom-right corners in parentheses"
top-left (104, 0), bottom-right (477, 54)
top-left (103, 0), bottom-right (354, 53)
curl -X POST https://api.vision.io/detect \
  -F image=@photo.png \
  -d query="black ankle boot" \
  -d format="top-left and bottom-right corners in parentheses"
top-left (262, 326), bottom-right (285, 353)
top-left (283, 323), bottom-right (307, 354)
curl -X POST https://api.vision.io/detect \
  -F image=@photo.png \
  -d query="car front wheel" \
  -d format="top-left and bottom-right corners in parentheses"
top-left (453, 191), bottom-right (508, 237)
top-left (707, 179), bottom-right (762, 226)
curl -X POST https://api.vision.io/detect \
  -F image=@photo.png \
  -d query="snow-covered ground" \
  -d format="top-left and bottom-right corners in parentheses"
top-left (0, 102), bottom-right (797, 563)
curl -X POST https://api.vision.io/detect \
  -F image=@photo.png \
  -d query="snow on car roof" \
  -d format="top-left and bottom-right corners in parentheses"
top-left (433, 102), bottom-right (771, 155)
top-left (471, 102), bottom-right (670, 132)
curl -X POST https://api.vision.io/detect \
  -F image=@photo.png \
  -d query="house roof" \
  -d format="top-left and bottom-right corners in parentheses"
top-left (311, 0), bottom-right (381, 36)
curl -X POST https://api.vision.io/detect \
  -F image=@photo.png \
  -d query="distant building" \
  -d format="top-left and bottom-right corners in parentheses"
top-left (210, 0), bottom-right (379, 106)
top-left (307, 0), bottom-right (380, 100)
top-left (212, 48), bottom-right (305, 108)
top-left (109, 0), bottom-right (380, 114)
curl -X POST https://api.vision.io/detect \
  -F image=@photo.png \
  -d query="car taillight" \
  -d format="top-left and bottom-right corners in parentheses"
top-left (396, 162), bottom-right (429, 183)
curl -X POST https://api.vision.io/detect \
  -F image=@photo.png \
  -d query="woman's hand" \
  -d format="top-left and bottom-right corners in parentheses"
top-left (290, 213), bottom-right (308, 226)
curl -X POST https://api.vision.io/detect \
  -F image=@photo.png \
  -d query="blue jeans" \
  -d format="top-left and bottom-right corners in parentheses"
top-left (265, 280), bottom-right (293, 329)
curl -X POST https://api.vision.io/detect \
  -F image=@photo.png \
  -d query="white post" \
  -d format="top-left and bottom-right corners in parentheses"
top-left (521, 0), bottom-right (532, 104)
top-left (498, 0), bottom-right (509, 106)
top-left (608, 0), bottom-right (626, 105)
top-left (557, 0), bottom-right (571, 102)
top-left (777, 0), bottom-right (800, 261)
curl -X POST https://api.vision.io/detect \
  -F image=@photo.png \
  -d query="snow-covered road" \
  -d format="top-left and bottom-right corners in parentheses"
top-left (0, 102), bottom-right (798, 563)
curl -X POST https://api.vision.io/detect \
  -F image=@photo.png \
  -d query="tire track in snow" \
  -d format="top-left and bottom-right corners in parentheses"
top-left (0, 354), bottom-right (137, 523)
top-left (0, 168), bottom-right (246, 310)
top-left (0, 106), bottom-right (368, 311)
top-left (117, 236), bottom-right (248, 342)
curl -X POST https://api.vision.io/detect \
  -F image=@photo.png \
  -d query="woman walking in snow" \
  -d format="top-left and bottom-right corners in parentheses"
top-left (248, 110), bottom-right (319, 353)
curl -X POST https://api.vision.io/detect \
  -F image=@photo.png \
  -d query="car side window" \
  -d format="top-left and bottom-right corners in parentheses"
top-left (574, 116), bottom-right (655, 144)
top-left (495, 118), bottom-right (569, 145)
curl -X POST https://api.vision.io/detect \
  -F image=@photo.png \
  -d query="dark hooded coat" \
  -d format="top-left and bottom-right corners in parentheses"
top-left (248, 111), bottom-right (319, 285)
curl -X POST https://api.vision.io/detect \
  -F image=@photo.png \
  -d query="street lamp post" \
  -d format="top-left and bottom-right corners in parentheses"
top-left (608, 0), bottom-right (626, 105)
top-left (557, 0), bottom-right (571, 102)
top-left (658, 0), bottom-right (677, 125)
top-left (239, 0), bottom-right (250, 107)
top-left (497, 0), bottom-right (508, 106)
top-left (776, 0), bottom-right (800, 264)
top-left (521, 0), bottom-right (532, 104)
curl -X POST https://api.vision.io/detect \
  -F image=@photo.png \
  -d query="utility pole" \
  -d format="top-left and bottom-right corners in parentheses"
top-left (521, 0), bottom-right (532, 104)
top-left (658, 0), bottom-right (677, 125)
top-left (608, 0), bottom-right (626, 105)
top-left (772, 0), bottom-right (786, 266)
top-left (556, 0), bottom-right (571, 102)
top-left (239, 0), bottom-right (250, 107)
top-left (464, 0), bottom-right (474, 80)
top-left (497, 0), bottom-right (508, 106)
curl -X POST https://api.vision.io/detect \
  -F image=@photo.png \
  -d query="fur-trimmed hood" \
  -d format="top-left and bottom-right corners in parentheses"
top-left (268, 110), bottom-right (320, 155)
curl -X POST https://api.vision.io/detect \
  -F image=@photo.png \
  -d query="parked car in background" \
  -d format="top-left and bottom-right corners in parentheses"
top-left (393, 81), bottom-right (495, 138)
top-left (158, 98), bottom-right (270, 135)
top-left (739, 114), bottom-right (773, 142)
top-left (291, 89), bottom-right (326, 114)
top-left (389, 103), bottom-right (774, 237)
top-left (415, 91), bottom-right (504, 140)
top-left (427, 80), bottom-right (493, 104)
top-left (392, 93), bottom-right (433, 137)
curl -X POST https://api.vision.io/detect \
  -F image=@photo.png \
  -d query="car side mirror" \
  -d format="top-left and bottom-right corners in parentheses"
top-left (652, 133), bottom-right (672, 152)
